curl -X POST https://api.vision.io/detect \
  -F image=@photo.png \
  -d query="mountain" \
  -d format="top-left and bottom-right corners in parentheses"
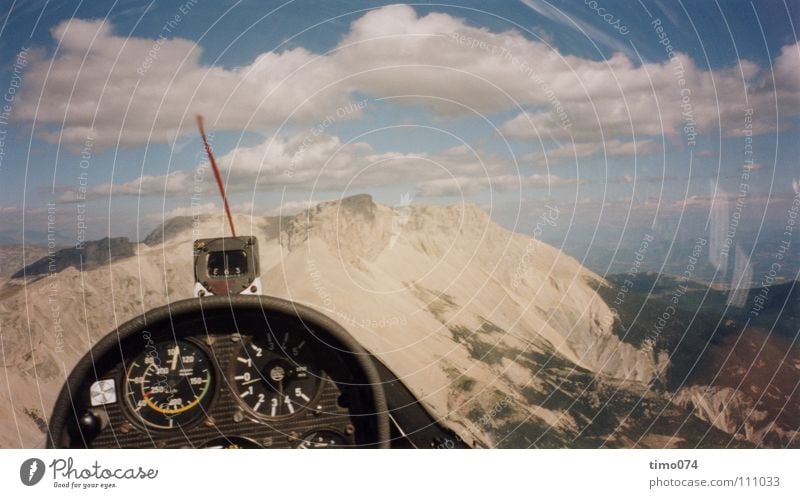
top-left (599, 273), bottom-right (799, 447)
top-left (0, 245), bottom-right (49, 278)
top-left (10, 237), bottom-right (136, 279)
top-left (0, 195), bottom-right (796, 448)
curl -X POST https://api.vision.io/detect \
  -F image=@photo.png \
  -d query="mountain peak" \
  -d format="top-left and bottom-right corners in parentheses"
top-left (280, 196), bottom-right (492, 261)
top-left (304, 193), bottom-right (378, 221)
top-left (334, 193), bottom-right (376, 211)
top-left (11, 237), bottom-right (135, 278)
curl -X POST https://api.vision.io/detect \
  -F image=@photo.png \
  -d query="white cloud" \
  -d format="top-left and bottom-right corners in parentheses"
top-left (57, 170), bottom-right (193, 203)
top-left (143, 199), bottom-right (321, 224)
top-left (524, 138), bottom-right (660, 165)
top-left (15, 5), bottom-right (798, 147)
top-left (145, 200), bottom-right (265, 220)
top-left (143, 202), bottom-right (219, 222)
top-left (416, 173), bottom-right (584, 197)
top-left (264, 199), bottom-right (320, 216)
top-left (502, 42), bottom-right (799, 143)
top-left (218, 133), bottom-right (502, 193)
top-left (56, 131), bottom-right (515, 199)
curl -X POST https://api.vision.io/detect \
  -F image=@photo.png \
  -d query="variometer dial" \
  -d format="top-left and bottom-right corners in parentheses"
top-left (231, 333), bottom-right (322, 419)
top-left (124, 340), bottom-right (214, 429)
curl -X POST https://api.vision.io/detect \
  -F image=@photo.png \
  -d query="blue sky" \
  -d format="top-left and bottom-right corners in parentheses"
top-left (0, 1), bottom-right (798, 282)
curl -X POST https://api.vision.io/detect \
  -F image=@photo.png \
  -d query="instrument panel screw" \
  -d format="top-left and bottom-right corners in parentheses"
top-left (203, 416), bottom-right (215, 428)
top-left (233, 411), bottom-right (244, 423)
top-left (345, 424), bottom-right (355, 435)
top-left (120, 423), bottom-right (132, 434)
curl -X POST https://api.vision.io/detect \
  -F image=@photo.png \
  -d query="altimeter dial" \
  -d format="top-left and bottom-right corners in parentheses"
top-left (231, 333), bottom-right (322, 419)
top-left (124, 340), bottom-right (214, 429)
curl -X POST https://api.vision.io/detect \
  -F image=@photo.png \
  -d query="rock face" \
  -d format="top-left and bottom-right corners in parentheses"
top-left (674, 387), bottom-right (769, 444)
top-left (0, 195), bottom-right (794, 448)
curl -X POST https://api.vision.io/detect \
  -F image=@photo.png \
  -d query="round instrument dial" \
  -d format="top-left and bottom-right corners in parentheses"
top-left (231, 333), bottom-right (322, 419)
top-left (124, 340), bottom-right (214, 429)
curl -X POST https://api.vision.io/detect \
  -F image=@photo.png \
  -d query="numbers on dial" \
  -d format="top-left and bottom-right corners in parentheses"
top-left (124, 340), bottom-right (214, 429)
top-left (231, 333), bottom-right (322, 419)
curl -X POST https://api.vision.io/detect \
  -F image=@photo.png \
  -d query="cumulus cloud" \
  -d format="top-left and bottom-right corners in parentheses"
top-left (15, 5), bottom-right (799, 147)
top-left (416, 173), bottom-right (585, 197)
top-left (14, 18), bottom-right (348, 146)
top-left (143, 199), bottom-right (323, 226)
top-left (263, 199), bottom-right (321, 216)
top-left (524, 138), bottom-right (660, 165)
top-left (57, 170), bottom-right (193, 203)
top-left (502, 41), bottom-right (799, 143)
top-left (143, 200), bottom-right (268, 222)
top-left (220, 132), bottom-right (509, 193)
top-left (56, 132), bottom-right (515, 200)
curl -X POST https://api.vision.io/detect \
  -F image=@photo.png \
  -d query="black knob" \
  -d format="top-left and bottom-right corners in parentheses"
top-left (77, 411), bottom-right (102, 440)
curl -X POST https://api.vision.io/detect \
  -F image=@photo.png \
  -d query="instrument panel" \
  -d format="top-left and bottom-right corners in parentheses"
top-left (48, 296), bottom-right (390, 448)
